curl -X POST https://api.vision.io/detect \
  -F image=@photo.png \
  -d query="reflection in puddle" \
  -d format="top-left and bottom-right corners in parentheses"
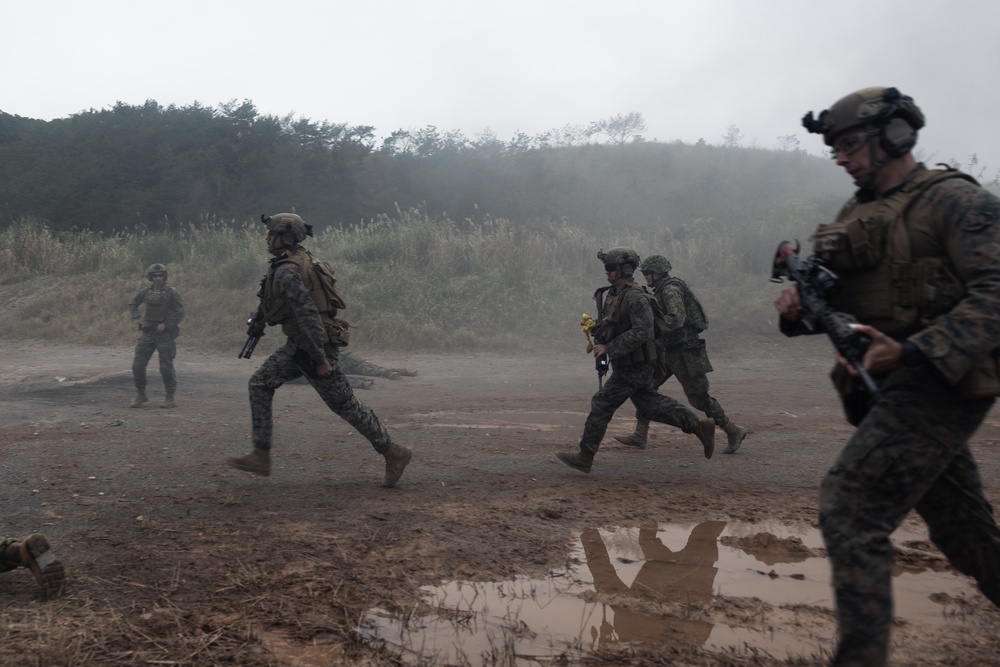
top-left (361, 521), bottom-right (980, 664)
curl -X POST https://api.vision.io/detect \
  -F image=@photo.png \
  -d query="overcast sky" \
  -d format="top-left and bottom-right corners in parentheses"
top-left (6, 0), bottom-right (1000, 174)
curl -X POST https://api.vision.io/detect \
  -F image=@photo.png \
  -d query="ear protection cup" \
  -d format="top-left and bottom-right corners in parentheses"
top-left (879, 117), bottom-right (918, 158)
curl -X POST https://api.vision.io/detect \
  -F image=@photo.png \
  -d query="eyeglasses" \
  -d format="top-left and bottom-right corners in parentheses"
top-left (829, 130), bottom-right (871, 159)
top-left (604, 263), bottom-right (618, 272)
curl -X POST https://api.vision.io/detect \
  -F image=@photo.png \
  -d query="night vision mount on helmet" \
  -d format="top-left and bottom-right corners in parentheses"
top-left (597, 247), bottom-right (641, 276)
top-left (262, 213), bottom-right (314, 245)
top-left (802, 86), bottom-right (925, 157)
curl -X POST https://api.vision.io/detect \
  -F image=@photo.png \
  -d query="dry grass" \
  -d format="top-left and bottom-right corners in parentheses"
top-left (0, 208), bottom-right (822, 354)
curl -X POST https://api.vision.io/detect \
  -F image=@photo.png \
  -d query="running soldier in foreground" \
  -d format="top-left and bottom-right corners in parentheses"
top-left (227, 213), bottom-right (412, 487)
top-left (776, 86), bottom-right (1000, 665)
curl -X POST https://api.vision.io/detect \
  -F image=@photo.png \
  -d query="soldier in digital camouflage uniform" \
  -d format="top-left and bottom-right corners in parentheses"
top-left (128, 263), bottom-right (184, 409)
top-left (0, 533), bottom-right (65, 597)
top-left (615, 255), bottom-right (747, 453)
top-left (341, 350), bottom-right (418, 389)
top-left (556, 247), bottom-right (716, 474)
top-left (341, 350), bottom-right (418, 380)
top-left (775, 86), bottom-right (1000, 666)
top-left (227, 214), bottom-right (412, 487)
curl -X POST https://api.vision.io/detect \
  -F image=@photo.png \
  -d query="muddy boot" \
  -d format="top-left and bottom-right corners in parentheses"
top-left (160, 395), bottom-right (176, 409)
top-left (693, 418), bottom-right (715, 459)
top-left (614, 420), bottom-right (649, 449)
top-left (131, 391), bottom-right (149, 408)
top-left (722, 420), bottom-right (747, 454)
top-left (386, 371), bottom-right (400, 380)
top-left (382, 443), bottom-right (413, 488)
top-left (226, 448), bottom-right (271, 476)
top-left (556, 450), bottom-right (594, 474)
top-left (4, 534), bottom-right (66, 598)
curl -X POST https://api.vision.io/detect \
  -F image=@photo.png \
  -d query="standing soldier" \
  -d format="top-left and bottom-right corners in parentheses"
top-left (227, 213), bottom-right (412, 487)
top-left (615, 255), bottom-right (747, 453)
top-left (556, 247), bottom-right (716, 474)
top-left (128, 263), bottom-right (184, 408)
top-left (776, 86), bottom-right (1000, 665)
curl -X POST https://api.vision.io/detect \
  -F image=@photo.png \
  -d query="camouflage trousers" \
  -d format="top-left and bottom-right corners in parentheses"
top-left (641, 343), bottom-right (727, 426)
top-left (249, 340), bottom-right (392, 455)
top-left (579, 362), bottom-right (703, 455)
top-left (820, 364), bottom-right (1000, 666)
top-left (132, 326), bottom-right (177, 395)
top-left (0, 536), bottom-right (15, 572)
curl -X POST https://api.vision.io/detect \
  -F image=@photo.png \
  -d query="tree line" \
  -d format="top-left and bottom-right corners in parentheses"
top-left (1, 100), bottom-right (852, 236)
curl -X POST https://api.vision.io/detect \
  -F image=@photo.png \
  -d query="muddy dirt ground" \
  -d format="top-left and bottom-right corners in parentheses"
top-left (1, 336), bottom-right (999, 666)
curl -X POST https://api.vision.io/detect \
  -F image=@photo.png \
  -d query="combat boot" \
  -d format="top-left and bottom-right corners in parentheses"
top-left (382, 443), bottom-right (412, 488)
top-left (160, 395), bottom-right (176, 409)
top-left (3, 534), bottom-right (65, 598)
top-left (722, 420), bottom-right (747, 454)
top-left (556, 450), bottom-right (594, 474)
top-left (693, 418), bottom-right (715, 459)
top-left (614, 420), bottom-right (649, 449)
top-left (131, 391), bottom-right (149, 408)
top-left (226, 448), bottom-right (271, 476)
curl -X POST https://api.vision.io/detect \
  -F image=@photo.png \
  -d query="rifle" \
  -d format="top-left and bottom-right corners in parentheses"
top-left (238, 276), bottom-right (267, 359)
top-left (593, 286), bottom-right (610, 388)
top-left (770, 240), bottom-right (882, 400)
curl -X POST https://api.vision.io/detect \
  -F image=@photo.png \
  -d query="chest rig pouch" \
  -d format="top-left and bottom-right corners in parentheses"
top-left (597, 285), bottom-right (662, 370)
top-left (265, 250), bottom-right (351, 346)
top-left (143, 289), bottom-right (170, 322)
top-left (810, 168), bottom-right (971, 338)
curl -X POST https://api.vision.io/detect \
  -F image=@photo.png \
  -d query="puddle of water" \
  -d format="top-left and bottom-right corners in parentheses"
top-left (361, 521), bottom-right (981, 664)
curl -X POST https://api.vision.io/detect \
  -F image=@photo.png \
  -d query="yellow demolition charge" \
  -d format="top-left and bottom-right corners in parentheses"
top-left (580, 313), bottom-right (597, 354)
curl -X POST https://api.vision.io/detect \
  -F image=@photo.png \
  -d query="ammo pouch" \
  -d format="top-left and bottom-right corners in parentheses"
top-left (652, 343), bottom-right (668, 383)
top-left (325, 318), bottom-right (350, 347)
top-left (812, 213), bottom-right (886, 271)
top-left (955, 352), bottom-right (1000, 399)
top-left (812, 168), bottom-right (970, 338)
top-left (680, 337), bottom-right (713, 375)
top-left (829, 363), bottom-right (875, 427)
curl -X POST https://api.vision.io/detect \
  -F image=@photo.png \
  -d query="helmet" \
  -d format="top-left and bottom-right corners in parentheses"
top-left (597, 247), bottom-right (641, 277)
top-left (262, 213), bottom-right (313, 245)
top-left (146, 263), bottom-right (168, 280)
top-left (802, 86), bottom-right (924, 156)
top-left (641, 255), bottom-right (672, 274)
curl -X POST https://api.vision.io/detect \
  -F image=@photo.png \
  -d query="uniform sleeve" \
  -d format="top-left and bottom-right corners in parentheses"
top-left (910, 180), bottom-right (1000, 383)
top-left (657, 284), bottom-right (687, 332)
top-left (605, 290), bottom-right (654, 360)
top-left (127, 288), bottom-right (146, 320)
top-left (273, 262), bottom-right (329, 368)
top-left (168, 288), bottom-right (185, 326)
